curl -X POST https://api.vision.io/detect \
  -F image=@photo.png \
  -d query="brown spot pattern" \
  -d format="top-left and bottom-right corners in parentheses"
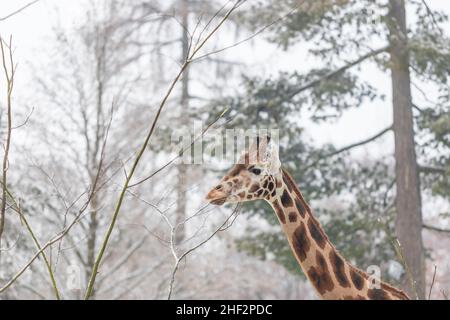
top-left (343, 295), bottom-right (366, 300)
top-left (272, 200), bottom-right (286, 224)
top-left (295, 197), bottom-right (306, 218)
top-left (307, 217), bottom-right (327, 249)
top-left (381, 283), bottom-right (410, 300)
top-left (292, 222), bottom-right (310, 262)
top-left (283, 173), bottom-right (293, 192)
top-left (276, 178), bottom-right (282, 188)
top-left (280, 189), bottom-right (293, 208)
top-left (367, 288), bottom-right (391, 300)
top-left (281, 169), bottom-right (312, 217)
top-left (307, 252), bottom-right (335, 295)
top-left (329, 251), bottom-right (350, 288)
top-left (288, 212), bottom-right (297, 223)
top-left (350, 269), bottom-right (365, 291)
top-left (249, 183), bottom-right (259, 193)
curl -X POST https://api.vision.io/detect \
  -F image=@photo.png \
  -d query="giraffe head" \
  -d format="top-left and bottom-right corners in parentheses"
top-left (206, 136), bottom-right (282, 205)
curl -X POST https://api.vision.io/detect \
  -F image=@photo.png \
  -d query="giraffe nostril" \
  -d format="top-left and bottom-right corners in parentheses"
top-left (215, 185), bottom-right (223, 190)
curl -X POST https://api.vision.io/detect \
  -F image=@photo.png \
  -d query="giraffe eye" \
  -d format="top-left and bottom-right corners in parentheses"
top-left (250, 168), bottom-right (262, 175)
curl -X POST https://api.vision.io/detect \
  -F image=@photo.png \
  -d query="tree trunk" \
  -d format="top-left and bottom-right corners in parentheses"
top-left (175, 0), bottom-right (190, 245)
top-left (86, 194), bottom-right (99, 289)
top-left (388, 0), bottom-right (425, 299)
top-left (85, 46), bottom-right (105, 296)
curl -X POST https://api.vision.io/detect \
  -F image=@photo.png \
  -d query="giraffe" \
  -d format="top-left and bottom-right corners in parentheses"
top-left (206, 136), bottom-right (410, 300)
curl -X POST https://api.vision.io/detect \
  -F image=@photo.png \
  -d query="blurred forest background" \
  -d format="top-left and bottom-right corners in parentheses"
top-left (0, 0), bottom-right (449, 300)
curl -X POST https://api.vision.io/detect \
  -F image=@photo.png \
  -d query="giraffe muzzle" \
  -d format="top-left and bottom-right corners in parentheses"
top-left (206, 187), bottom-right (228, 206)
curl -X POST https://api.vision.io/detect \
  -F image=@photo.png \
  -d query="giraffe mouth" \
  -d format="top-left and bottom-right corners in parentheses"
top-left (206, 189), bottom-right (228, 206)
top-left (211, 197), bottom-right (227, 206)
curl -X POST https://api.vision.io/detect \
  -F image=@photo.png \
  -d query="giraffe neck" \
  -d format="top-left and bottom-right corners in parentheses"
top-left (266, 168), bottom-right (409, 300)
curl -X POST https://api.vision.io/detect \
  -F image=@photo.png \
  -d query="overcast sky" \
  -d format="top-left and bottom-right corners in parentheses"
top-left (0, 0), bottom-right (449, 216)
top-left (1, 0), bottom-right (448, 144)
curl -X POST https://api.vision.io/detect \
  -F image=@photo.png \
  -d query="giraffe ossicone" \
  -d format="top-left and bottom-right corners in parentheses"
top-left (206, 136), bottom-right (410, 300)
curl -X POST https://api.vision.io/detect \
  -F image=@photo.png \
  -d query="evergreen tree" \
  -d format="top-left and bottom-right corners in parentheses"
top-left (207, 0), bottom-right (449, 298)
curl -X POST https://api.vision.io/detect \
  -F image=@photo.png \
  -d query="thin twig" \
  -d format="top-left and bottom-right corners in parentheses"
top-left (376, 206), bottom-right (417, 300)
top-left (423, 224), bottom-right (450, 234)
top-left (129, 107), bottom-right (228, 188)
top-left (0, 35), bottom-right (14, 248)
top-left (420, 0), bottom-right (444, 36)
top-left (167, 204), bottom-right (241, 300)
top-left (0, 0), bottom-right (41, 22)
top-left (192, 3), bottom-right (300, 62)
top-left (0, 111), bottom-right (113, 294)
top-left (193, 0), bottom-right (230, 51)
top-left (8, 196), bottom-right (61, 299)
top-left (303, 125), bottom-right (393, 171)
top-left (287, 46), bottom-right (390, 100)
top-left (83, 1), bottom-right (243, 300)
top-left (428, 265), bottom-right (437, 300)
top-left (98, 234), bottom-right (149, 284)
top-left (392, 238), bottom-right (419, 300)
top-left (442, 289), bottom-right (448, 300)
top-left (12, 106), bottom-right (34, 130)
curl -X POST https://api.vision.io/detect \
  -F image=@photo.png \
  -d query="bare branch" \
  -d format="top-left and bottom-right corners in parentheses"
top-left (287, 46), bottom-right (390, 100)
top-left (418, 165), bottom-right (446, 174)
top-left (0, 0), bottom-right (41, 22)
top-left (377, 207), bottom-right (419, 300)
top-left (192, 2), bottom-right (300, 62)
top-left (12, 106), bottom-right (34, 130)
top-left (0, 35), bottom-right (14, 246)
top-left (129, 107), bottom-right (228, 188)
top-left (428, 265), bottom-right (437, 300)
top-left (420, 0), bottom-right (444, 36)
top-left (423, 224), bottom-right (450, 234)
top-left (83, 1), bottom-right (243, 300)
top-left (0, 107), bottom-right (118, 294)
top-left (6, 195), bottom-right (61, 299)
top-left (304, 125), bottom-right (393, 171)
top-left (167, 204), bottom-right (241, 300)
top-left (98, 258), bottom-right (168, 298)
top-left (98, 234), bottom-right (149, 284)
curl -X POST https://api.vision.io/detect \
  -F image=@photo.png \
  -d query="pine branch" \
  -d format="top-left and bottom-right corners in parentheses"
top-left (287, 46), bottom-right (390, 100)
top-left (304, 125), bottom-right (393, 171)
top-left (423, 224), bottom-right (450, 234)
top-left (418, 165), bottom-right (446, 174)
top-left (420, 0), bottom-right (444, 36)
